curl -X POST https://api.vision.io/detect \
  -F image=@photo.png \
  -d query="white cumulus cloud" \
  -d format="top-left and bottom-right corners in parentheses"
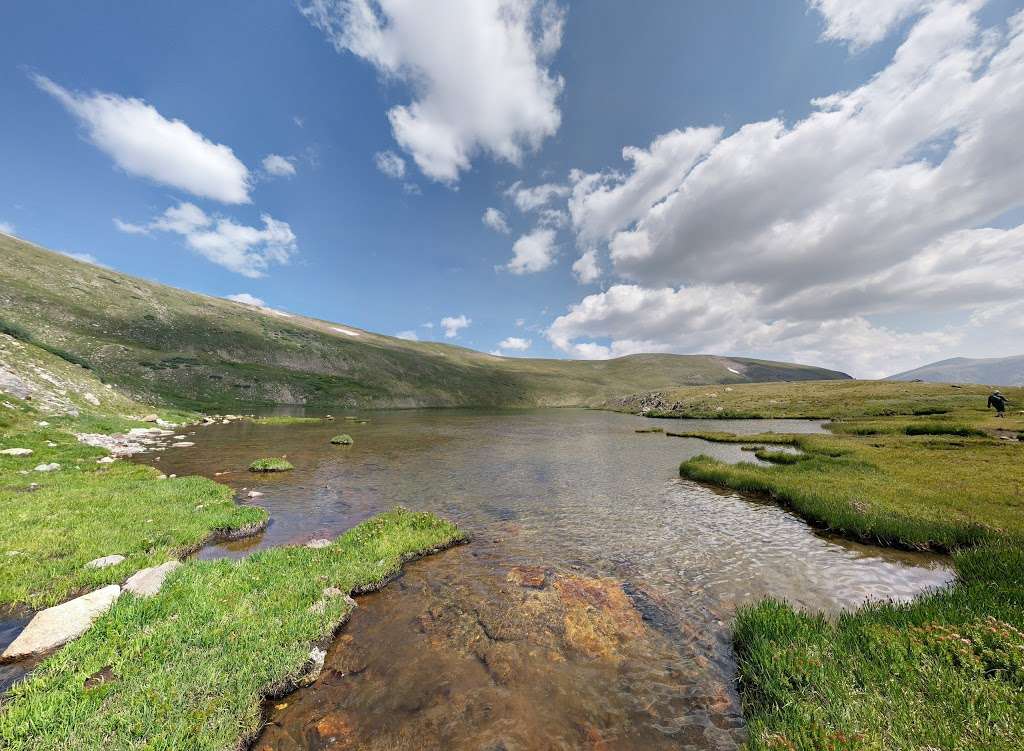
top-left (571, 248), bottom-right (601, 284)
top-left (33, 74), bottom-right (251, 204)
top-left (499, 336), bottom-right (531, 350)
top-left (0, 221), bottom-right (15, 235)
top-left (482, 207), bottom-right (510, 234)
top-left (809, 0), bottom-right (931, 49)
top-left (550, 3), bottom-right (1024, 377)
top-left (395, 329), bottom-right (420, 341)
top-left (506, 227), bottom-right (556, 274)
top-left (117, 202), bottom-right (296, 278)
top-left (506, 180), bottom-right (570, 212)
top-left (300, 0), bottom-right (566, 183)
top-left (441, 314), bottom-right (471, 338)
top-left (374, 150), bottom-right (406, 179)
top-left (226, 293), bottom-right (266, 306)
top-left (262, 154), bottom-right (297, 177)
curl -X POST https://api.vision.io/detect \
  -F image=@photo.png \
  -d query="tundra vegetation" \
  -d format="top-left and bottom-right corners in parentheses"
top-left (0, 235), bottom-right (848, 412)
top-left (623, 380), bottom-right (1024, 750)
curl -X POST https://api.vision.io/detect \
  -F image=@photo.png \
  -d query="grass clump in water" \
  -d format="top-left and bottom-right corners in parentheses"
top-left (330, 434), bottom-right (354, 445)
top-left (635, 427), bottom-right (664, 433)
top-left (0, 508), bottom-right (466, 750)
top-left (250, 416), bottom-right (322, 425)
top-left (248, 457), bottom-right (294, 472)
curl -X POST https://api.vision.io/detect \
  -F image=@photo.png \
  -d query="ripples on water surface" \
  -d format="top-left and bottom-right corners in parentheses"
top-left (143, 409), bottom-right (952, 750)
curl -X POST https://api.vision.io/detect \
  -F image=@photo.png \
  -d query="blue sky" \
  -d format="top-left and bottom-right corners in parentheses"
top-left (2, 0), bottom-right (1022, 376)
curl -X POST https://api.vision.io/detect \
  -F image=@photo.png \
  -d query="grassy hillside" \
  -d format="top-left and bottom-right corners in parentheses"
top-left (888, 354), bottom-right (1024, 386)
top-left (0, 235), bottom-right (847, 410)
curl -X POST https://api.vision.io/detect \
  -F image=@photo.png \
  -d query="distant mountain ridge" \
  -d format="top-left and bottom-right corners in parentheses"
top-left (0, 234), bottom-right (850, 410)
top-left (887, 355), bottom-right (1024, 386)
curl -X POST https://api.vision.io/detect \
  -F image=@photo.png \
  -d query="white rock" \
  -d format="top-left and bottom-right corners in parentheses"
top-left (142, 414), bottom-right (159, 422)
top-left (297, 647), bottom-right (327, 686)
top-left (85, 554), bottom-right (126, 569)
top-left (247, 490), bottom-right (264, 498)
top-left (96, 456), bottom-right (116, 464)
top-left (124, 561), bottom-right (181, 597)
top-left (172, 441), bottom-right (195, 447)
top-left (83, 393), bottom-right (100, 406)
top-left (305, 538), bottom-right (332, 549)
top-left (0, 448), bottom-right (33, 457)
top-left (37, 421), bottom-right (50, 427)
top-left (34, 463), bottom-right (60, 472)
top-left (1, 585), bottom-right (121, 659)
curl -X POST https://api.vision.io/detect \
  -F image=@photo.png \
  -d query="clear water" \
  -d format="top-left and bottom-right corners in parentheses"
top-left (141, 408), bottom-right (952, 750)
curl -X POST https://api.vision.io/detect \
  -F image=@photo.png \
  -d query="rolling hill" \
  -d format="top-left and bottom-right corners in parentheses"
top-left (888, 356), bottom-right (1024, 387)
top-left (0, 234), bottom-right (849, 409)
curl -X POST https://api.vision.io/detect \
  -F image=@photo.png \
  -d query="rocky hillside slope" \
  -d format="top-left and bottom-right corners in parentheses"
top-left (0, 235), bottom-right (849, 409)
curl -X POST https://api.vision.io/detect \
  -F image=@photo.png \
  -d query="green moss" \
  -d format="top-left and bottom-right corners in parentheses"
top-left (330, 434), bottom-right (354, 445)
top-left (0, 509), bottom-right (466, 750)
top-left (248, 457), bottom-right (294, 472)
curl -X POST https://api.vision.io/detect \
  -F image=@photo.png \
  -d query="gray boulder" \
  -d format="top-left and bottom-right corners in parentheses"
top-left (2, 585), bottom-right (121, 659)
top-left (124, 561), bottom-right (181, 597)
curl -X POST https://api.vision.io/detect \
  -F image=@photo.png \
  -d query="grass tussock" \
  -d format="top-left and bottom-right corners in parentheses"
top-left (0, 508), bottom-right (466, 750)
top-left (248, 457), bottom-right (294, 472)
top-left (250, 416), bottom-right (323, 425)
top-left (330, 434), bottom-right (354, 445)
top-left (666, 430), bottom-right (799, 445)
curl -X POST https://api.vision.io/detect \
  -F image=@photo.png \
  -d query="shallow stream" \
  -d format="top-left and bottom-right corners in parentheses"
top-left (141, 408), bottom-right (952, 750)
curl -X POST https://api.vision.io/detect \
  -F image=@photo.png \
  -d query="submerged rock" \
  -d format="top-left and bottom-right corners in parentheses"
top-left (306, 538), bottom-right (332, 549)
top-left (85, 554), bottom-right (126, 569)
top-left (507, 565), bottom-right (547, 588)
top-left (124, 560), bottom-right (181, 597)
top-left (2, 585), bottom-right (121, 660)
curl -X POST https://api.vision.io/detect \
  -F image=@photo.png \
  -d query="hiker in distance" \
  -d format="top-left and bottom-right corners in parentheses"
top-left (988, 390), bottom-right (1008, 417)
